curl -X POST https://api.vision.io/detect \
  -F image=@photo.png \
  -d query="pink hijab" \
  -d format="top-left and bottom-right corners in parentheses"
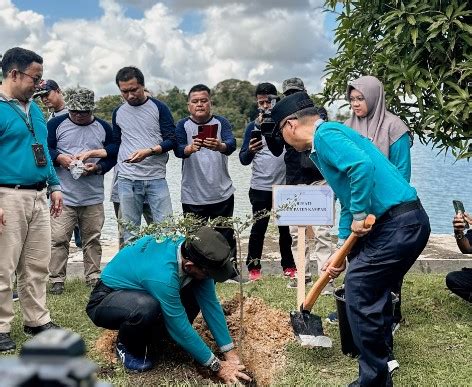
top-left (344, 75), bottom-right (409, 158)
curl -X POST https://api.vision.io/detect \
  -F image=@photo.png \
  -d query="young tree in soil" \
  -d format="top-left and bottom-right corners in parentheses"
top-left (122, 201), bottom-right (296, 356)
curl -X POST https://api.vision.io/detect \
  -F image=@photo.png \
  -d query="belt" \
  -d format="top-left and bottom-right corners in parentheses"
top-left (0, 182), bottom-right (47, 191)
top-left (378, 199), bottom-right (422, 223)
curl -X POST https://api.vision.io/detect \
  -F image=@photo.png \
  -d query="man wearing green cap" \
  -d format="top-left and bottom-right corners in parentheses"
top-left (86, 226), bottom-right (250, 383)
top-left (270, 92), bottom-right (430, 387)
top-left (47, 87), bottom-right (117, 295)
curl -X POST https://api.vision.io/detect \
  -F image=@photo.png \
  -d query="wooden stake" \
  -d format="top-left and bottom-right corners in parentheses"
top-left (297, 226), bottom-right (306, 308)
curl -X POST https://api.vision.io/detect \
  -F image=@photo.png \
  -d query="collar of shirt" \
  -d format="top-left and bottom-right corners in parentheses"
top-left (177, 241), bottom-right (193, 289)
top-left (311, 118), bottom-right (324, 154)
top-left (0, 92), bottom-right (32, 115)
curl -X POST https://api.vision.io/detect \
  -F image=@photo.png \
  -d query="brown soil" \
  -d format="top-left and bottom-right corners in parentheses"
top-left (93, 296), bottom-right (293, 386)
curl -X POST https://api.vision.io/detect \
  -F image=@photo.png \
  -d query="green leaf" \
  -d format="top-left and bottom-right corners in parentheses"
top-left (411, 28), bottom-right (418, 46)
top-left (407, 15), bottom-right (416, 25)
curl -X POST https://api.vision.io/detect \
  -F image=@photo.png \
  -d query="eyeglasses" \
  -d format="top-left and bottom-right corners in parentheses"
top-left (280, 116), bottom-right (297, 133)
top-left (349, 96), bottom-right (365, 103)
top-left (16, 70), bottom-right (42, 85)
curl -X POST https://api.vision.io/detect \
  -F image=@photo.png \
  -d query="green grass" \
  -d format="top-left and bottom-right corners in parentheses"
top-left (5, 274), bottom-right (472, 386)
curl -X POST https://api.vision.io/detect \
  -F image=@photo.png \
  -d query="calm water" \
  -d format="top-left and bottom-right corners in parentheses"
top-left (101, 138), bottom-right (468, 241)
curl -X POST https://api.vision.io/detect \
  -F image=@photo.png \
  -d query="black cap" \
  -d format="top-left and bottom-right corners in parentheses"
top-left (270, 92), bottom-right (315, 135)
top-left (33, 79), bottom-right (60, 98)
top-left (184, 226), bottom-right (234, 282)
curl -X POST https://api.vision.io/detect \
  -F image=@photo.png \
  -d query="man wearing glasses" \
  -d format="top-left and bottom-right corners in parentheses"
top-left (47, 87), bottom-right (117, 295)
top-left (270, 92), bottom-right (430, 387)
top-left (0, 47), bottom-right (63, 352)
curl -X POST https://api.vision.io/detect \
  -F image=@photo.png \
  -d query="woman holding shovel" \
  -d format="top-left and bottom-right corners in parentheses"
top-left (270, 92), bottom-right (430, 387)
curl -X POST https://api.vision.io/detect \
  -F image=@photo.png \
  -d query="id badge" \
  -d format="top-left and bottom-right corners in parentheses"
top-left (32, 143), bottom-right (47, 167)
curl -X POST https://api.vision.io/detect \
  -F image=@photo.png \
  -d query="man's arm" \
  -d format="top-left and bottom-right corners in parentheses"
top-left (216, 116), bottom-right (236, 156)
top-left (155, 99), bottom-right (176, 153)
top-left (239, 122), bottom-right (256, 166)
top-left (94, 118), bottom-right (117, 175)
top-left (453, 213), bottom-right (472, 254)
top-left (316, 128), bottom-right (374, 221)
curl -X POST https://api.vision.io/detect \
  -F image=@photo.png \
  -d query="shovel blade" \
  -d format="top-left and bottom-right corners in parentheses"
top-left (290, 310), bottom-right (332, 348)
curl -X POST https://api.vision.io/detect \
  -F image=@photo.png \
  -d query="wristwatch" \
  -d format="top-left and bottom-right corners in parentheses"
top-left (208, 357), bottom-right (221, 373)
top-left (455, 232), bottom-right (464, 240)
top-left (149, 146), bottom-right (159, 155)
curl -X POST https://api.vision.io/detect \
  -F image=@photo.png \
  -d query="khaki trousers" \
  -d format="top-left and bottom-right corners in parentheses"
top-left (50, 204), bottom-right (104, 284)
top-left (0, 187), bottom-right (51, 332)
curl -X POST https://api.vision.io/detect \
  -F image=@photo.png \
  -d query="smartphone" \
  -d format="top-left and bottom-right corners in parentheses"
top-left (453, 200), bottom-right (469, 229)
top-left (250, 129), bottom-right (262, 143)
top-left (32, 143), bottom-right (47, 167)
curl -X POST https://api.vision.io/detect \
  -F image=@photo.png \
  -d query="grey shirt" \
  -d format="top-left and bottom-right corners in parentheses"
top-left (112, 98), bottom-right (176, 181)
top-left (48, 115), bottom-right (114, 206)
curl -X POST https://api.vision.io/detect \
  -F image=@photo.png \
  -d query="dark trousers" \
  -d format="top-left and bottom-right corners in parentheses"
top-left (446, 268), bottom-right (472, 303)
top-left (246, 188), bottom-right (295, 270)
top-left (345, 204), bottom-right (430, 387)
top-left (182, 195), bottom-right (236, 258)
top-left (86, 280), bottom-right (201, 356)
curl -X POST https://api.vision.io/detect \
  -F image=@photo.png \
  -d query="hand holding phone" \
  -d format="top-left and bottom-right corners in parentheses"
top-left (453, 200), bottom-right (469, 229)
top-left (249, 129), bottom-right (263, 153)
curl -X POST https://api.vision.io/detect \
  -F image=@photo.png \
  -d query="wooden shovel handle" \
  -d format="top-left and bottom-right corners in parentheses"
top-left (302, 214), bottom-right (376, 312)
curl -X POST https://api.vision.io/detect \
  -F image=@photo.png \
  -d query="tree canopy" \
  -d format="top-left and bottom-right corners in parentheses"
top-left (322, 0), bottom-right (472, 157)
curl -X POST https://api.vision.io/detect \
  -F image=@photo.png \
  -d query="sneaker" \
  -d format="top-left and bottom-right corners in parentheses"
top-left (115, 342), bottom-right (154, 372)
top-left (325, 311), bottom-right (338, 325)
top-left (224, 274), bottom-right (249, 284)
top-left (248, 269), bottom-right (262, 281)
top-left (321, 281), bottom-right (335, 296)
top-left (24, 321), bottom-right (60, 336)
top-left (50, 282), bottom-right (64, 295)
top-left (391, 322), bottom-right (400, 336)
top-left (0, 333), bottom-right (16, 352)
top-left (283, 267), bottom-right (297, 278)
top-left (287, 277), bottom-right (313, 288)
top-left (387, 359), bottom-right (400, 373)
top-left (12, 290), bottom-right (19, 302)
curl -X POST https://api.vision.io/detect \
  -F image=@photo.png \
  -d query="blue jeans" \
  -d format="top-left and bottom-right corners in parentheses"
top-left (118, 177), bottom-right (172, 243)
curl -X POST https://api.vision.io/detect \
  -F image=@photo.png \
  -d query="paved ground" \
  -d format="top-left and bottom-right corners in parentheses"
top-left (67, 233), bottom-right (472, 279)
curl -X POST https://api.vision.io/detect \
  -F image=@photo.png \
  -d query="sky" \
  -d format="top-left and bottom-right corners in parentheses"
top-left (1, 0), bottom-right (337, 97)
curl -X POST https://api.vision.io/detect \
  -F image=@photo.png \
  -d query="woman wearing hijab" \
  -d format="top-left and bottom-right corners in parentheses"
top-left (345, 75), bottom-right (411, 183)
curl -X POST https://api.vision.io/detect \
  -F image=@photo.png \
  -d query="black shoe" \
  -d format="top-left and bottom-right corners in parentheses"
top-left (24, 321), bottom-right (60, 336)
top-left (0, 333), bottom-right (16, 352)
top-left (50, 282), bottom-right (64, 295)
top-left (12, 290), bottom-right (19, 302)
top-left (347, 380), bottom-right (360, 387)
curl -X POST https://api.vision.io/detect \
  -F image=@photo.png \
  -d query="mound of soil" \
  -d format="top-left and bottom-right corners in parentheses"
top-left (94, 296), bottom-right (294, 385)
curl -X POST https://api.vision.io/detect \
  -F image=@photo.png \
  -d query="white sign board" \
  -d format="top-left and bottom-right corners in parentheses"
top-left (273, 185), bottom-right (335, 226)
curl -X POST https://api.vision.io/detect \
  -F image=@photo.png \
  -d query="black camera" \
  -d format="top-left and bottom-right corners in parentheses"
top-left (0, 329), bottom-right (111, 387)
top-left (258, 94), bottom-right (280, 136)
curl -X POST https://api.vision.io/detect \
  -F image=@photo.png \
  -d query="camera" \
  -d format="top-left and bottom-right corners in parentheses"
top-left (0, 329), bottom-right (111, 387)
top-left (258, 94), bottom-right (280, 136)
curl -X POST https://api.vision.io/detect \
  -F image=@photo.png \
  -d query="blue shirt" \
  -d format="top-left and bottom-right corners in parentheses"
top-left (101, 235), bottom-right (233, 365)
top-left (0, 96), bottom-right (60, 188)
top-left (309, 122), bottom-right (417, 240)
top-left (389, 132), bottom-right (411, 182)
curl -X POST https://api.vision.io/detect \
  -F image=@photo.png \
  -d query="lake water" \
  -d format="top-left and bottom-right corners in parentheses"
top-left (100, 138), bottom-right (468, 241)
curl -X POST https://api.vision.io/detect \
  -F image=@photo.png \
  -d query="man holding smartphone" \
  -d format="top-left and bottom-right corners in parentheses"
top-left (448, 204), bottom-right (472, 303)
top-left (239, 83), bottom-right (296, 281)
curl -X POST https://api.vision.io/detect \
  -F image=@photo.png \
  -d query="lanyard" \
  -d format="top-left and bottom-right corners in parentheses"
top-left (4, 100), bottom-right (40, 143)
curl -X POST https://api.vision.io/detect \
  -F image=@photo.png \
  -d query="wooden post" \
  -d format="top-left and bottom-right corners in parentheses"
top-left (297, 226), bottom-right (306, 308)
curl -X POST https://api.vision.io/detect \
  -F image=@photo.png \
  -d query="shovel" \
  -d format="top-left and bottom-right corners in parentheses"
top-left (290, 214), bottom-right (376, 348)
